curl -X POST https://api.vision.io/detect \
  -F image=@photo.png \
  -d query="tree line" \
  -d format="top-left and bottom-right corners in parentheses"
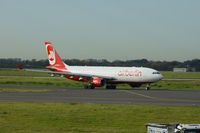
top-left (0, 58), bottom-right (200, 71)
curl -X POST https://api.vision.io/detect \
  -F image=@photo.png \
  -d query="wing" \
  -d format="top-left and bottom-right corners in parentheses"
top-left (16, 65), bottom-right (116, 80)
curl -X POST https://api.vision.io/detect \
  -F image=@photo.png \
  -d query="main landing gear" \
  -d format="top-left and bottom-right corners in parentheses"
top-left (84, 84), bottom-right (95, 89)
top-left (106, 84), bottom-right (116, 89)
top-left (84, 84), bottom-right (117, 89)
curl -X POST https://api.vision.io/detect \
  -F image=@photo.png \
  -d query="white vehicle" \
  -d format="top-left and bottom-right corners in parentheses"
top-left (175, 124), bottom-right (200, 133)
top-left (17, 41), bottom-right (163, 90)
top-left (146, 123), bottom-right (200, 133)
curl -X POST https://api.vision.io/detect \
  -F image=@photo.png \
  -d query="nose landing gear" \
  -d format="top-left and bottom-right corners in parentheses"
top-left (146, 84), bottom-right (150, 91)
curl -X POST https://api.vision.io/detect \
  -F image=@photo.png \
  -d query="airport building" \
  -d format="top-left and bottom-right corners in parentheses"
top-left (173, 68), bottom-right (187, 72)
top-left (173, 67), bottom-right (196, 72)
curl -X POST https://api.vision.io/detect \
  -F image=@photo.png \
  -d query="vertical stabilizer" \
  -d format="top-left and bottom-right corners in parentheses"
top-left (45, 41), bottom-right (68, 72)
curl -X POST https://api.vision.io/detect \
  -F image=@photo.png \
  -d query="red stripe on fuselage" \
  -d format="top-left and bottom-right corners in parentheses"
top-left (66, 75), bottom-right (89, 82)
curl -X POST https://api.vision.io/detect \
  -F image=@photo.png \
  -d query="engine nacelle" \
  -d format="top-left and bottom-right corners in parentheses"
top-left (91, 77), bottom-right (105, 87)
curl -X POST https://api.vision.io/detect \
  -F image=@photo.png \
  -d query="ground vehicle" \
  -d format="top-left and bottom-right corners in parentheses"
top-left (146, 123), bottom-right (200, 133)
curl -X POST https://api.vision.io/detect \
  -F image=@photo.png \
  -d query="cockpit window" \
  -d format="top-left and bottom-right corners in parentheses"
top-left (152, 72), bottom-right (160, 74)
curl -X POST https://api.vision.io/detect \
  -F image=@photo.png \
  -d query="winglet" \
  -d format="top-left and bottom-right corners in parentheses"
top-left (16, 64), bottom-right (23, 70)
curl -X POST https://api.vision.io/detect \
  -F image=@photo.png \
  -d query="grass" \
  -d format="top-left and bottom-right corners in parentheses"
top-left (0, 69), bottom-right (199, 132)
top-left (0, 68), bottom-right (49, 77)
top-left (0, 69), bottom-right (200, 90)
top-left (161, 71), bottom-right (200, 79)
top-left (0, 88), bottom-right (50, 93)
top-left (0, 103), bottom-right (199, 133)
top-left (0, 77), bottom-right (86, 88)
top-left (151, 80), bottom-right (200, 90)
top-left (0, 76), bottom-right (200, 90)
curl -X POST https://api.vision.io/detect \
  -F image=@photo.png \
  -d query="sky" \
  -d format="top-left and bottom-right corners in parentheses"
top-left (0, 0), bottom-right (200, 61)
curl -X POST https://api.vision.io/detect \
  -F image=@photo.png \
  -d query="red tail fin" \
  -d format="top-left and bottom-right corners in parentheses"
top-left (16, 64), bottom-right (23, 70)
top-left (45, 41), bottom-right (68, 72)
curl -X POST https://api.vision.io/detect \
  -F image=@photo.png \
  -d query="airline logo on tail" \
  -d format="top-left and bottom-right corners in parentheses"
top-left (45, 41), bottom-right (68, 72)
top-left (46, 43), bottom-right (56, 65)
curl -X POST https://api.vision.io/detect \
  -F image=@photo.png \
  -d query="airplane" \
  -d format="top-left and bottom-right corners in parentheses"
top-left (17, 41), bottom-right (163, 90)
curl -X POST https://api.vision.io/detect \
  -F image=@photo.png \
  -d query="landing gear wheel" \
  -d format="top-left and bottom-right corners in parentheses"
top-left (146, 84), bottom-right (151, 91)
top-left (146, 86), bottom-right (150, 91)
top-left (84, 85), bottom-right (95, 89)
top-left (84, 85), bottom-right (89, 89)
top-left (90, 86), bottom-right (95, 89)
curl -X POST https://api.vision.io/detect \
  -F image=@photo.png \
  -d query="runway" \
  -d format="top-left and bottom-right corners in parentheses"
top-left (0, 86), bottom-right (200, 106)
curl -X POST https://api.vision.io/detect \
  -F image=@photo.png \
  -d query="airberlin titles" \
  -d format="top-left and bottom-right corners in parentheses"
top-left (118, 69), bottom-right (142, 77)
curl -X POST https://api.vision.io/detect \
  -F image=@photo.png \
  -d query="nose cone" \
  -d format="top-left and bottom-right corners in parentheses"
top-left (159, 74), bottom-right (163, 80)
top-left (153, 73), bottom-right (163, 82)
top-left (151, 69), bottom-right (163, 82)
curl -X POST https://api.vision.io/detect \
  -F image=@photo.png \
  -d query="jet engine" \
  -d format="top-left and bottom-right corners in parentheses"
top-left (91, 77), bottom-right (105, 87)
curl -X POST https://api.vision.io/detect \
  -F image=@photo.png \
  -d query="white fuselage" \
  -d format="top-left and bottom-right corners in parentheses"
top-left (44, 41), bottom-right (163, 87)
top-left (68, 66), bottom-right (163, 83)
